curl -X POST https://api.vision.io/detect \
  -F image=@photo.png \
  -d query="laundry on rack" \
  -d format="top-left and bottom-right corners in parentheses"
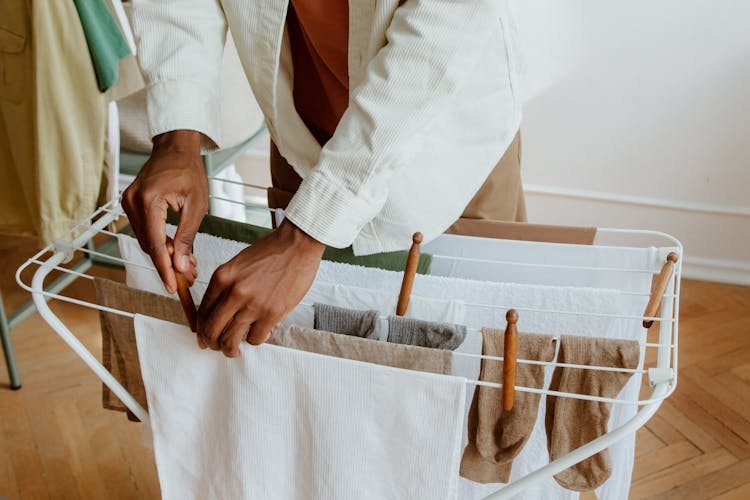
top-left (460, 329), bottom-right (556, 484)
top-left (118, 231), bottom-right (463, 332)
top-left (545, 335), bottom-right (640, 491)
top-left (422, 231), bottom-right (662, 292)
top-left (134, 314), bottom-right (466, 500)
top-left (312, 261), bottom-right (649, 500)
top-left (288, 283), bottom-right (466, 340)
top-left (387, 316), bottom-right (467, 350)
top-left (268, 324), bottom-right (452, 376)
top-left (94, 278), bottom-right (453, 420)
top-left (118, 228), bottom-right (435, 305)
top-left (0, 0), bottom-right (139, 244)
top-left (117, 229), bottom-right (649, 499)
top-left (313, 303), bottom-right (379, 339)
top-left (94, 278), bottom-right (188, 419)
top-left (163, 212), bottom-right (433, 273)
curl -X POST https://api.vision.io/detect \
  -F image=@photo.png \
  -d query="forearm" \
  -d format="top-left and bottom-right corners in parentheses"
top-left (284, 0), bottom-right (499, 248)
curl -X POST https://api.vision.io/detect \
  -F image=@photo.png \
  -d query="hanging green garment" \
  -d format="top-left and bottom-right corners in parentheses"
top-left (163, 213), bottom-right (433, 274)
top-left (73, 0), bottom-right (131, 92)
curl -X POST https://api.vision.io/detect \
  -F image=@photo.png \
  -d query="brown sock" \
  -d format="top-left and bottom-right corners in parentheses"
top-left (545, 335), bottom-right (640, 491)
top-left (460, 328), bottom-right (556, 483)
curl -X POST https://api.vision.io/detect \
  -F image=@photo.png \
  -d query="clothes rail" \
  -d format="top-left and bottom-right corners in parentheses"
top-left (50, 231), bottom-right (675, 324)
top-left (13, 274), bottom-right (671, 370)
top-left (16, 197), bottom-right (681, 500)
top-left (15, 268), bottom-right (657, 407)
top-left (429, 253), bottom-right (665, 274)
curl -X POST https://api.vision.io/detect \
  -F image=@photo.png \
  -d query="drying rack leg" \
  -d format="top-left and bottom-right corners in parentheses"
top-left (0, 289), bottom-right (21, 390)
top-left (0, 246), bottom-right (95, 391)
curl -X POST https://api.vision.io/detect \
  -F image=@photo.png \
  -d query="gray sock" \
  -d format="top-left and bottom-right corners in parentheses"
top-left (313, 303), bottom-right (379, 339)
top-left (387, 316), bottom-right (467, 350)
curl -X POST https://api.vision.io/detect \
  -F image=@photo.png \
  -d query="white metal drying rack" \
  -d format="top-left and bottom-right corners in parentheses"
top-left (16, 196), bottom-right (681, 500)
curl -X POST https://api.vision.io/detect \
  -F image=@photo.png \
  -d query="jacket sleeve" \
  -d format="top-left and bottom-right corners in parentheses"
top-left (284, 0), bottom-right (501, 248)
top-left (130, 0), bottom-right (227, 149)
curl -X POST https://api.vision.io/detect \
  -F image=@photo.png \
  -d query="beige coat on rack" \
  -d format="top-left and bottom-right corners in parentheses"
top-left (0, 0), bottom-right (141, 244)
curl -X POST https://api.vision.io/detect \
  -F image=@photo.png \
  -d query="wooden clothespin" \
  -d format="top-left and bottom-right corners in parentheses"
top-left (396, 232), bottom-right (423, 316)
top-left (642, 252), bottom-right (679, 329)
top-left (166, 241), bottom-right (198, 332)
top-left (502, 309), bottom-right (519, 412)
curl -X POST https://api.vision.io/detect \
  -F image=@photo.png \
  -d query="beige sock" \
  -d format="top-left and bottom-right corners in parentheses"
top-left (460, 328), bottom-right (556, 483)
top-left (545, 335), bottom-right (640, 491)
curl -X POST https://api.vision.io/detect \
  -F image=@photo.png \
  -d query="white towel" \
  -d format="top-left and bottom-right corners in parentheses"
top-left (134, 314), bottom-right (466, 500)
top-left (422, 232), bottom-right (669, 292)
top-left (118, 230), bottom-right (466, 335)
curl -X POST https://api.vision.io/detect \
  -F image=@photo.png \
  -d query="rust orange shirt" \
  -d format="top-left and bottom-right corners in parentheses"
top-left (287, 0), bottom-right (349, 144)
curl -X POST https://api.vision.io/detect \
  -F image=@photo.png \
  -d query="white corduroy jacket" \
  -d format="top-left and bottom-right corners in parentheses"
top-left (131, 0), bottom-right (521, 254)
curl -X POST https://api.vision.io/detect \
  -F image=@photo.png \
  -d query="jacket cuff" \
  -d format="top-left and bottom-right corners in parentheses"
top-left (146, 80), bottom-right (221, 150)
top-left (283, 171), bottom-right (375, 249)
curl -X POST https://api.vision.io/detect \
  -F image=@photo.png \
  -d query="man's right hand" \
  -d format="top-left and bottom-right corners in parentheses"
top-left (122, 130), bottom-right (208, 295)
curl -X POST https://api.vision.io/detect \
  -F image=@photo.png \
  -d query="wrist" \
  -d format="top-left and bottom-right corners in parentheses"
top-left (277, 219), bottom-right (325, 255)
top-left (152, 130), bottom-right (202, 156)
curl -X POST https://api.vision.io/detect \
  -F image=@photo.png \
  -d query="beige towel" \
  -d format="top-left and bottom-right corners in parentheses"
top-left (269, 324), bottom-right (451, 375)
top-left (94, 278), bottom-right (188, 420)
top-left (545, 335), bottom-right (640, 491)
top-left (446, 219), bottom-right (597, 245)
top-left (94, 278), bottom-right (451, 421)
top-left (460, 328), bottom-right (556, 483)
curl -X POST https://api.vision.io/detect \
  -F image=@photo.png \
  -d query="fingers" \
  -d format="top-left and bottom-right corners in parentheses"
top-left (198, 279), bottom-right (242, 350)
top-left (197, 336), bottom-right (208, 350)
top-left (197, 265), bottom-right (231, 333)
top-left (145, 199), bottom-right (177, 294)
top-left (246, 317), bottom-right (278, 346)
top-left (173, 197), bottom-right (205, 274)
top-left (219, 312), bottom-right (254, 357)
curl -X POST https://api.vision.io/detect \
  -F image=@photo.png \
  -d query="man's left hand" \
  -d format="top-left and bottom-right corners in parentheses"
top-left (196, 219), bottom-right (325, 357)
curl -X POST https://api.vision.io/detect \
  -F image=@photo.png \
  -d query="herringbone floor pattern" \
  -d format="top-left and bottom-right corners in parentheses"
top-left (1, 239), bottom-right (748, 499)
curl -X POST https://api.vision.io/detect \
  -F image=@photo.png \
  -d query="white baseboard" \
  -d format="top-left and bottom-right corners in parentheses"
top-left (523, 184), bottom-right (750, 286)
top-left (682, 256), bottom-right (750, 287)
top-left (523, 183), bottom-right (750, 218)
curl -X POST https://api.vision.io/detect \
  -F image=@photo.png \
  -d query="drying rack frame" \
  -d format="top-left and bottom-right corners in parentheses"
top-left (15, 197), bottom-right (682, 500)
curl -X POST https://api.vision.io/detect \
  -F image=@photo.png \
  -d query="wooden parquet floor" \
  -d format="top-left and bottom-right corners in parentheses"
top-left (0, 238), bottom-right (749, 499)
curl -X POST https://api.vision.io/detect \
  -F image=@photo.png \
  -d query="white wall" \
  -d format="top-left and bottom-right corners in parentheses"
top-left (512, 1), bottom-right (750, 284)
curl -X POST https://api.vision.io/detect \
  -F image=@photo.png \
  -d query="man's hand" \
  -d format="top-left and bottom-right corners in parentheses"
top-left (197, 219), bottom-right (325, 357)
top-left (122, 130), bottom-right (207, 294)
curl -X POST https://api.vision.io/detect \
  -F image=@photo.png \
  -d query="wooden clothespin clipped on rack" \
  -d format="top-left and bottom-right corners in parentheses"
top-left (166, 241), bottom-right (198, 332)
top-left (502, 309), bottom-right (519, 412)
top-left (642, 252), bottom-right (679, 329)
top-left (396, 232), bottom-right (423, 316)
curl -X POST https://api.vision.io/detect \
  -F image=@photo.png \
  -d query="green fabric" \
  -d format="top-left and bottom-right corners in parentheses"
top-left (165, 212), bottom-right (432, 274)
top-left (73, 0), bottom-right (131, 92)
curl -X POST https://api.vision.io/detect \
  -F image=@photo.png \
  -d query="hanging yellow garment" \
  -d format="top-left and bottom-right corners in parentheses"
top-left (0, 0), bottom-right (107, 244)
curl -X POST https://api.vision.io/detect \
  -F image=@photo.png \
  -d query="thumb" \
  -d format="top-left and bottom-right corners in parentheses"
top-left (173, 200), bottom-right (204, 274)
